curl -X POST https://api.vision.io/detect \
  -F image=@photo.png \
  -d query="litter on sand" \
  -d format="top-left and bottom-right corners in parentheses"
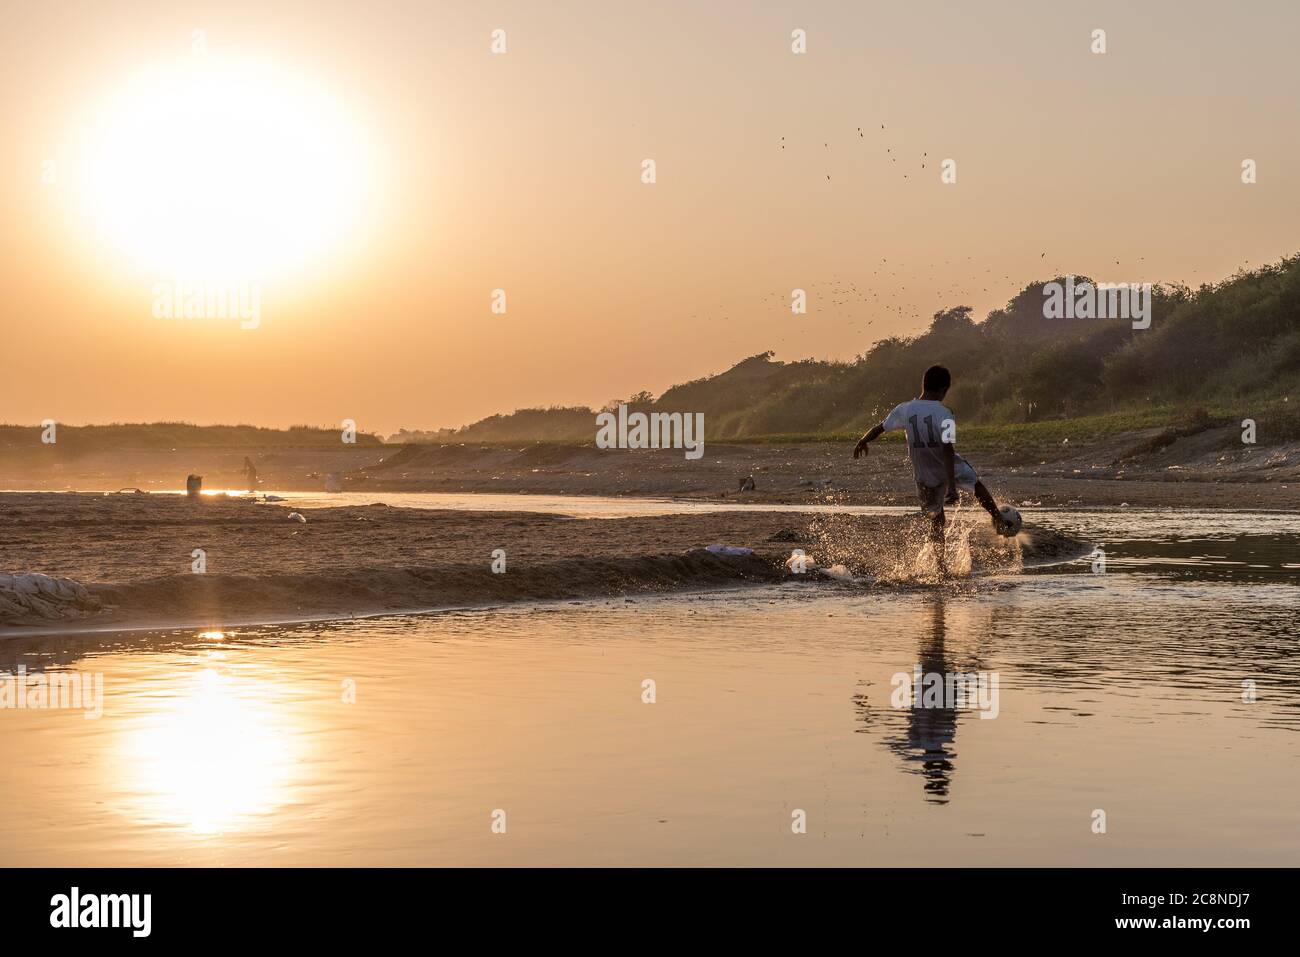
top-left (0, 573), bottom-right (102, 621)
top-left (785, 551), bottom-right (812, 572)
top-left (816, 563), bottom-right (856, 582)
top-left (704, 544), bottom-right (755, 556)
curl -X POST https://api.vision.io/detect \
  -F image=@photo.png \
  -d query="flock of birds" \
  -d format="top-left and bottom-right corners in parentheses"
top-left (779, 123), bottom-right (930, 183)
top-left (678, 125), bottom-right (1214, 358)
top-left (767, 126), bottom-right (998, 345)
top-left (689, 253), bottom-right (1181, 355)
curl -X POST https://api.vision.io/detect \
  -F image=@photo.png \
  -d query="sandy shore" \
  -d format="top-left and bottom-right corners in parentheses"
top-left (5, 432), bottom-right (1297, 509)
top-left (344, 440), bottom-right (1300, 509)
top-left (0, 492), bottom-right (1086, 634)
top-left (3, 420), bottom-right (1288, 633)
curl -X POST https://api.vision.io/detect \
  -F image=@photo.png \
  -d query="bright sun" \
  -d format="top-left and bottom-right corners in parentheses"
top-left (75, 53), bottom-right (373, 281)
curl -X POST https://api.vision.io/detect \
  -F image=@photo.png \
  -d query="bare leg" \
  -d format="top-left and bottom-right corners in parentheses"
top-left (972, 481), bottom-right (1000, 518)
top-left (974, 480), bottom-right (1016, 534)
top-left (930, 511), bottom-right (947, 576)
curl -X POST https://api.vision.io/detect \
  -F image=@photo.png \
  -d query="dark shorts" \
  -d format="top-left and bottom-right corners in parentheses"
top-left (916, 482), bottom-right (948, 516)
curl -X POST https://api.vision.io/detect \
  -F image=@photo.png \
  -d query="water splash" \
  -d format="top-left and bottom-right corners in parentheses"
top-left (808, 497), bottom-right (1023, 584)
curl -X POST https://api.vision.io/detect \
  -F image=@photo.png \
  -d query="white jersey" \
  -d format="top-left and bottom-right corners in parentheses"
top-left (882, 398), bottom-right (960, 488)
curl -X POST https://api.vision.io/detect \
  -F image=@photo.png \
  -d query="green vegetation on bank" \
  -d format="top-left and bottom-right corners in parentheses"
top-left (704, 401), bottom-right (1299, 452)
top-left (405, 254), bottom-right (1300, 446)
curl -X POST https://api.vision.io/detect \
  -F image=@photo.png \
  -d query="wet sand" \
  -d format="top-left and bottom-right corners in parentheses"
top-left (0, 492), bottom-right (1085, 633)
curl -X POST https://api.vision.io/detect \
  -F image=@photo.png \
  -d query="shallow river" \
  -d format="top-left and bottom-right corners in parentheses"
top-left (1, 502), bottom-right (1296, 865)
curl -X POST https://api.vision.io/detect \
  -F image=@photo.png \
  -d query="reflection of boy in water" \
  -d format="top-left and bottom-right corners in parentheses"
top-left (243, 456), bottom-right (259, 492)
top-left (887, 596), bottom-right (959, 804)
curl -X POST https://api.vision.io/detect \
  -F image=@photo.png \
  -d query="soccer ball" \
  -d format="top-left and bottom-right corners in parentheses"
top-left (997, 505), bottom-right (1022, 537)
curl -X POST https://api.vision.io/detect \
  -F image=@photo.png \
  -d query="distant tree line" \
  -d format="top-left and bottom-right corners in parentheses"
top-left (407, 255), bottom-right (1300, 443)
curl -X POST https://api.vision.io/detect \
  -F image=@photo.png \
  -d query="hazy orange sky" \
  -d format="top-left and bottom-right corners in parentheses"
top-left (2, 0), bottom-right (1297, 434)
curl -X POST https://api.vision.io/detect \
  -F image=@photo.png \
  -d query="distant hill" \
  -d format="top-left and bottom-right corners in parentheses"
top-left (0, 422), bottom-right (384, 454)
top-left (421, 254), bottom-right (1300, 443)
top-left (389, 408), bottom-right (597, 445)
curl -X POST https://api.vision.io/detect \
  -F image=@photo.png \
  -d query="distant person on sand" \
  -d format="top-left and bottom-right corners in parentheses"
top-left (243, 456), bottom-right (259, 492)
top-left (852, 364), bottom-right (1012, 571)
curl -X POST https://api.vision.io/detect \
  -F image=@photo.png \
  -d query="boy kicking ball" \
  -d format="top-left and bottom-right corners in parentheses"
top-left (853, 364), bottom-right (1017, 574)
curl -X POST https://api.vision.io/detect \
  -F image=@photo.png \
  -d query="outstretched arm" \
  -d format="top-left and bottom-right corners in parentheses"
top-left (853, 423), bottom-right (885, 459)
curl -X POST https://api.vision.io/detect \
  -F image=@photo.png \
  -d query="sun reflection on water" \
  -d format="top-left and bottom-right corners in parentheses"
top-left (121, 662), bottom-right (298, 835)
